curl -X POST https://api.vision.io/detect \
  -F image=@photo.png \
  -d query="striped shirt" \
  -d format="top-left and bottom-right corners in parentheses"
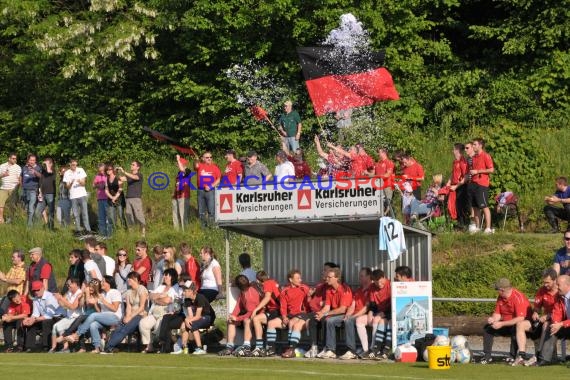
top-left (0, 163), bottom-right (22, 190)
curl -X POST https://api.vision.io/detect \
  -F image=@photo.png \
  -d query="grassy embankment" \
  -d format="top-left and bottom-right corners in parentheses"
top-left (0, 128), bottom-right (569, 318)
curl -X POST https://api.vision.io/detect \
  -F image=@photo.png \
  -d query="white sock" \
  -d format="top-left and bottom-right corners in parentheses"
top-left (356, 324), bottom-right (369, 352)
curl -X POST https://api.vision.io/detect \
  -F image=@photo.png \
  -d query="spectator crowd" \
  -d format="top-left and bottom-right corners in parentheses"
top-left (1, 100), bottom-right (570, 364)
top-left (2, 100), bottom-right (570, 234)
top-left (0, 235), bottom-right (421, 359)
top-left (0, 240), bottom-right (221, 354)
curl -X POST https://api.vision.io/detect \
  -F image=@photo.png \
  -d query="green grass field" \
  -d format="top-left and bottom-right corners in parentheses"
top-left (0, 353), bottom-right (566, 380)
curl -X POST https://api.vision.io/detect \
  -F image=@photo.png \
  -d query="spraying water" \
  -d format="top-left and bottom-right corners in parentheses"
top-left (226, 62), bottom-right (291, 109)
top-left (323, 13), bottom-right (370, 53)
top-left (319, 13), bottom-right (383, 145)
top-left (225, 13), bottom-right (393, 151)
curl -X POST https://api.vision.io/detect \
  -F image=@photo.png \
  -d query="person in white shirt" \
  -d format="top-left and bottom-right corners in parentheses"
top-left (67, 275), bottom-right (123, 353)
top-left (63, 159), bottom-right (91, 233)
top-left (238, 253), bottom-right (257, 283)
top-left (199, 246), bottom-right (223, 302)
top-left (95, 242), bottom-right (116, 276)
top-left (0, 153), bottom-right (21, 224)
top-left (274, 150), bottom-right (295, 184)
top-left (139, 268), bottom-right (179, 353)
top-left (50, 278), bottom-right (82, 353)
top-left (81, 250), bottom-right (102, 284)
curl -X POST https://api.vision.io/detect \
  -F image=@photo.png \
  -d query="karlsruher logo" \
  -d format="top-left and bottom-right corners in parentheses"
top-left (297, 190), bottom-right (312, 210)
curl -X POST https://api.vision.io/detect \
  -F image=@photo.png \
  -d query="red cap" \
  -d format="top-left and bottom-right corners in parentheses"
top-left (179, 157), bottom-right (189, 166)
top-left (31, 281), bottom-right (43, 291)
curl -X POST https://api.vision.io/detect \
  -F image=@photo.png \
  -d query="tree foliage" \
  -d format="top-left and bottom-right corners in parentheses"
top-left (0, 0), bottom-right (568, 165)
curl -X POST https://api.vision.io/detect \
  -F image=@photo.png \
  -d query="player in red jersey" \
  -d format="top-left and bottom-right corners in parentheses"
top-left (311, 267), bottom-right (353, 359)
top-left (338, 267), bottom-right (372, 360)
top-left (276, 269), bottom-right (312, 358)
top-left (512, 269), bottom-right (558, 366)
top-left (540, 274), bottom-right (570, 365)
top-left (222, 149), bottom-right (243, 186)
top-left (446, 143), bottom-right (469, 226)
top-left (326, 142), bottom-right (374, 178)
top-left (400, 154), bottom-right (425, 199)
top-left (217, 275), bottom-right (260, 357)
top-left (394, 266), bottom-right (414, 282)
top-left (481, 278), bottom-right (532, 364)
top-left (249, 271), bottom-right (281, 357)
top-left (365, 269), bottom-right (392, 360)
top-left (469, 138), bottom-right (495, 233)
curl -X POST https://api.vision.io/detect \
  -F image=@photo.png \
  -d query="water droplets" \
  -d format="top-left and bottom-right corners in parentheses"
top-left (323, 13), bottom-right (370, 52)
top-left (225, 60), bottom-right (292, 117)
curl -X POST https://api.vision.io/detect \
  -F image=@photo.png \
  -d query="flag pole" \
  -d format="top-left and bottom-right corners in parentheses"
top-left (264, 115), bottom-right (282, 137)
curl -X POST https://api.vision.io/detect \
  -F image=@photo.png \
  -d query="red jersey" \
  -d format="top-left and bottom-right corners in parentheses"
top-left (262, 278), bottom-right (281, 312)
top-left (450, 157), bottom-right (468, 185)
top-left (374, 158), bottom-right (395, 178)
top-left (231, 287), bottom-right (261, 321)
top-left (369, 280), bottom-right (391, 314)
top-left (279, 284), bottom-right (310, 317)
top-left (173, 171), bottom-right (191, 199)
top-left (551, 294), bottom-right (570, 327)
top-left (534, 286), bottom-right (558, 315)
top-left (493, 288), bottom-right (531, 321)
top-left (309, 282), bottom-right (328, 312)
top-left (325, 284), bottom-right (353, 310)
top-left (133, 256), bottom-right (152, 286)
top-left (471, 151), bottom-right (493, 187)
top-left (184, 256), bottom-right (201, 290)
top-left (287, 154), bottom-right (311, 179)
top-left (353, 286), bottom-right (370, 314)
top-left (402, 161), bottom-right (424, 190)
top-left (350, 152), bottom-right (373, 177)
top-left (7, 300), bottom-right (31, 316)
top-left (196, 162), bottom-right (221, 189)
top-left (223, 160), bottom-right (243, 185)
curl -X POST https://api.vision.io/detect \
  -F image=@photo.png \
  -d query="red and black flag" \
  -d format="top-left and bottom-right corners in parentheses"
top-left (249, 105), bottom-right (269, 121)
top-left (142, 126), bottom-right (198, 158)
top-left (248, 105), bottom-right (282, 136)
top-left (296, 47), bottom-right (399, 116)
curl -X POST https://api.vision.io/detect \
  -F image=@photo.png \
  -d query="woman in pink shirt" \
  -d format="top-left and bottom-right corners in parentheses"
top-left (93, 163), bottom-right (109, 237)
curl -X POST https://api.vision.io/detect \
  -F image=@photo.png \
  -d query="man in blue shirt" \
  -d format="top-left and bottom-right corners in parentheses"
top-left (20, 154), bottom-right (42, 227)
top-left (21, 281), bottom-right (64, 352)
top-left (544, 176), bottom-right (570, 233)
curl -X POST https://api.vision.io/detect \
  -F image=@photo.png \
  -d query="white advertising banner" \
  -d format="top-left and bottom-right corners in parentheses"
top-left (391, 281), bottom-right (433, 351)
top-left (215, 179), bottom-right (383, 222)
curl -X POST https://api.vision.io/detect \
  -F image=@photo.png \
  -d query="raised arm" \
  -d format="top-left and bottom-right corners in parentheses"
top-left (314, 135), bottom-right (328, 160)
top-left (326, 142), bottom-right (351, 159)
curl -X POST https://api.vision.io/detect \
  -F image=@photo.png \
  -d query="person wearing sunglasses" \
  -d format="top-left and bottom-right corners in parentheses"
top-left (553, 230), bottom-right (570, 276)
top-left (194, 151), bottom-right (221, 228)
top-left (114, 249), bottom-right (132, 298)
